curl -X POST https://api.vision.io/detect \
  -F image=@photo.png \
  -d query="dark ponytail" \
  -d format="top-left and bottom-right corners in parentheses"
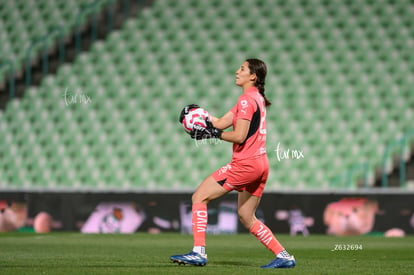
top-left (246, 58), bottom-right (271, 107)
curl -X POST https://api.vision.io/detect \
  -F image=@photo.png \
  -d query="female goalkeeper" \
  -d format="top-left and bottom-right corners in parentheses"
top-left (171, 58), bottom-right (296, 269)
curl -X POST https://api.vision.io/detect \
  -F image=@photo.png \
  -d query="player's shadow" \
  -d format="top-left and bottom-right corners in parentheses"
top-left (213, 260), bottom-right (255, 267)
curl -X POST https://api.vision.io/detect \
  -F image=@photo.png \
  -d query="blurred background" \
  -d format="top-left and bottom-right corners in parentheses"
top-left (0, 0), bottom-right (413, 236)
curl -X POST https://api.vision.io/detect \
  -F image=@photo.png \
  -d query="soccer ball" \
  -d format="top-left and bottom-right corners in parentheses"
top-left (181, 107), bottom-right (210, 133)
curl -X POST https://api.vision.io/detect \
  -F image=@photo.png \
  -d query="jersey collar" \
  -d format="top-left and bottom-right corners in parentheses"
top-left (245, 86), bottom-right (259, 94)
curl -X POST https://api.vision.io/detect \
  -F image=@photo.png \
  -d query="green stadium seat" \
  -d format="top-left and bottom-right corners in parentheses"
top-left (0, 0), bottom-right (113, 84)
top-left (1, 0), bottom-right (414, 191)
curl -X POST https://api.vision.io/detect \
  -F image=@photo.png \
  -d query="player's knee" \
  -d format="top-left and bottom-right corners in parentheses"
top-left (238, 210), bottom-right (254, 229)
top-left (191, 192), bottom-right (209, 204)
top-left (191, 193), bottom-right (201, 204)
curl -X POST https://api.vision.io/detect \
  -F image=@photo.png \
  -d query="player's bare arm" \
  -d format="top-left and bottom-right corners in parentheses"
top-left (210, 111), bottom-right (233, 130)
top-left (221, 118), bottom-right (250, 144)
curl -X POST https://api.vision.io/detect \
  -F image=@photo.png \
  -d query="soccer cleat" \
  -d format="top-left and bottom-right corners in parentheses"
top-left (260, 256), bottom-right (296, 268)
top-left (170, 251), bottom-right (208, 266)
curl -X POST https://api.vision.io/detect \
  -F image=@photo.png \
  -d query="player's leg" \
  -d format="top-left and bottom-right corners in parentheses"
top-left (238, 190), bottom-right (285, 253)
top-left (237, 190), bottom-right (260, 228)
top-left (192, 174), bottom-right (230, 204)
top-left (170, 175), bottom-right (229, 266)
top-left (237, 190), bottom-right (296, 268)
top-left (191, 175), bottom-right (229, 250)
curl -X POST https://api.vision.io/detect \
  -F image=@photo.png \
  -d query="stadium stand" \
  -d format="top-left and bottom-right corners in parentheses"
top-left (0, 0), bottom-right (111, 83)
top-left (0, 0), bottom-right (413, 191)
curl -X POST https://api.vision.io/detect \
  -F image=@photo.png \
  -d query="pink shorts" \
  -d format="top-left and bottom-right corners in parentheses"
top-left (212, 155), bottom-right (269, 197)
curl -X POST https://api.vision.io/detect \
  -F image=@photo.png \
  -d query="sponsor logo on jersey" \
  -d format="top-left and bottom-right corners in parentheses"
top-left (218, 164), bottom-right (232, 175)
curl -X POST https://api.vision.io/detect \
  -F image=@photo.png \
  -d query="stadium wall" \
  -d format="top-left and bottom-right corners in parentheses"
top-left (1, 191), bottom-right (413, 236)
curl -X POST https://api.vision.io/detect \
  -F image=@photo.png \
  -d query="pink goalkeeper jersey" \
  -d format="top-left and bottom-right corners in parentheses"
top-left (230, 87), bottom-right (267, 161)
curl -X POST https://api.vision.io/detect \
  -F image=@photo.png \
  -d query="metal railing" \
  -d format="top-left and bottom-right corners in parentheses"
top-left (0, 59), bottom-right (14, 99)
top-left (331, 128), bottom-right (414, 189)
top-left (1, 0), bottom-right (146, 101)
top-left (381, 128), bottom-right (414, 187)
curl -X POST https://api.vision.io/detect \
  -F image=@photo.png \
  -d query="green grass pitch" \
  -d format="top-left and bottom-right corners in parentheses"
top-left (0, 233), bottom-right (413, 274)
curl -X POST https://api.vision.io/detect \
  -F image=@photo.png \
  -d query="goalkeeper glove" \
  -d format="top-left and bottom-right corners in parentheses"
top-left (191, 117), bottom-right (222, 140)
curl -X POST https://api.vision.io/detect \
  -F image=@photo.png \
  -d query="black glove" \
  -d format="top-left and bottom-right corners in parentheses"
top-left (191, 117), bottom-right (222, 140)
top-left (179, 104), bottom-right (200, 123)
